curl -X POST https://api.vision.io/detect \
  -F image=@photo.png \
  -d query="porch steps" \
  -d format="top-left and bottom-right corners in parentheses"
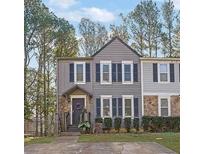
top-left (68, 125), bottom-right (81, 132)
top-left (60, 131), bottom-right (80, 136)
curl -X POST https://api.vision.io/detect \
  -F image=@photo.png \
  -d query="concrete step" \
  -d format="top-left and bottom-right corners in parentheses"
top-left (68, 126), bottom-right (80, 132)
top-left (60, 132), bottom-right (80, 136)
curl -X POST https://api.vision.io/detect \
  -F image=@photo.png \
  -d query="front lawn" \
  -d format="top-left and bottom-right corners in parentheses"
top-left (79, 133), bottom-right (179, 153)
top-left (24, 136), bottom-right (55, 145)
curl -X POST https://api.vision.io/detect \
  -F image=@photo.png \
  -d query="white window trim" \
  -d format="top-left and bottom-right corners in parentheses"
top-left (100, 61), bottom-right (112, 84)
top-left (74, 62), bottom-right (86, 84)
top-left (158, 96), bottom-right (171, 117)
top-left (158, 63), bottom-right (170, 83)
top-left (101, 95), bottom-right (112, 118)
top-left (70, 95), bottom-right (86, 125)
top-left (122, 95), bottom-right (134, 118)
top-left (122, 61), bottom-right (133, 84)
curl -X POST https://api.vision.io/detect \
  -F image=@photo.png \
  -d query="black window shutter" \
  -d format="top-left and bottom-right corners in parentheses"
top-left (170, 63), bottom-right (175, 82)
top-left (117, 63), bottom-right (122, 82)
top-left (118, 98), bottom-right (122, 116)
top-left (112, 98), bottom-right (117, 117)
top-left (134, 98), bottom-right (139, 117)
top-left (153, 63), bottom-right (158, 82)
top-left (112, 64), bottom-right (117, 82)
top-left (134, 63), bottom-right (138, 82)
top-left (86, 63), bottom-right (90, 82)
top-left (69, 63), bottom-right (74, 82)
top-left (96, 98), bottom-right (101, 117)
top-left (96, 63), bottom-right (100, 82)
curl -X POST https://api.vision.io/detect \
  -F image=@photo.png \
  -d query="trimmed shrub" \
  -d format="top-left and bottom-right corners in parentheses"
top-left (95, 117), bottom-right (103, 123)
top-left (142, 116), bottom-right (180, 132)
top-left (124, 117), bottom-right (131, 133)
top-left (103, 118), bottom-right (112, 130)
top-left (170, 117), bottom-right (180, 132)
top-left (142, 116), bottom-right (150, 131)
top-left (114, 117), bottom-right (122, 133)
top-left (133, 118), bottom-right (140, 132)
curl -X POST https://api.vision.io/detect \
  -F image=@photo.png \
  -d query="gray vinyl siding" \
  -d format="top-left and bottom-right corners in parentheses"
top-left (58, 60), bottom-right (93, 95)
top-left (142, 62), bottom-right (180, 94)
top-left (92, 39), bottom-right (142, 120)
top-left (57, 38), bottom-right (143, 125)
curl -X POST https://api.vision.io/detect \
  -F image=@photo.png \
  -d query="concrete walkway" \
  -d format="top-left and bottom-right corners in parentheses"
top-left (24, 136), bottom-right (176, 154)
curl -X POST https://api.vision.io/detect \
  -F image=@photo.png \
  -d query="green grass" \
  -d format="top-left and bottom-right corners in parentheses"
top-left (79, 133), bottom-right (180, 153)
top-left (24, 136), bottom-right (55, 145)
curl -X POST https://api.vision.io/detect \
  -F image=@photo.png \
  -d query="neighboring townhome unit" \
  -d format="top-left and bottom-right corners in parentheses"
top-left (140, 58), bottom-right (180, 117)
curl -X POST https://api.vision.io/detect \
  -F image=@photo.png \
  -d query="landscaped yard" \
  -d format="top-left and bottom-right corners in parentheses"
top-left (79, 132), bottom-right (180, 154)
top-left (24, 136), bottom-right (56, 145)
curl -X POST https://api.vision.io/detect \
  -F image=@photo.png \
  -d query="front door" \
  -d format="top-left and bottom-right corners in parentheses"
top-left (72, 98), bottom-right (84, 126)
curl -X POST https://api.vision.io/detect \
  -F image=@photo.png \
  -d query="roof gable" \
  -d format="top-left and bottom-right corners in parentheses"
top-left (91, 36), bottom-right (142, 57)
top-left (62, 85), bottom-right (92, 97)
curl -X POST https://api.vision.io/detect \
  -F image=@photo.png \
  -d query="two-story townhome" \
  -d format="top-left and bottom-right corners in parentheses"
top-left (56, 37), bottom-right (180, 134)
top-left (141, 58), bottom-right (180, 117)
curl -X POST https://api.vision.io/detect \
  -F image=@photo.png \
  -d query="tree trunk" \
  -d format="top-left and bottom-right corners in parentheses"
top-left (155, 39), bottom-right (158, 57)
top-left (47, 60), bottom-right (50, 134)
top-left (139, 34), bottom-right (143, 56)
top-left (40, 104), bottom-right (43, 136)
top-left (35, 54), bottom-right (42, 136)
top-left (43, 32), bottom-right (48, 136)
top-left (168, 27), bottom-right (172, 57)
top-left (24, 36), bottom-right (27, 113)
top-left (148, 37), bottom-right (152, 57)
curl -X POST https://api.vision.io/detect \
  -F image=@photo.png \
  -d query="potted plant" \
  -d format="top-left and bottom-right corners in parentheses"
top-left (78, 121), bottom-right (91, 134)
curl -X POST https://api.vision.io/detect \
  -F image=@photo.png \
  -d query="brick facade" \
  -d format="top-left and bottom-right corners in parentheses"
top-left (171, 95), bottom-right (180, 116)
top-left (144, 96), bottom-right (158, 116)
top-left (144, 95), bottom-right (180, 117)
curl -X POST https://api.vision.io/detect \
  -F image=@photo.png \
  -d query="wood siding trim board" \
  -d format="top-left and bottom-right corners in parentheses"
top-left (57, 57), bottom-right (93, 60)
top-left (140, 57), bottom-right (180, 62)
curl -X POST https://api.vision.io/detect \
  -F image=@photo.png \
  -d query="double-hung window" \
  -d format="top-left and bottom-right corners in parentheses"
top-left (101, 95), bottom-right (112, 117)
top-left (159, 97), bottom-right (171, 117)
top-left (123, 95), bottom-right (134, 118)
top-left (100, 61), bottom-right (111, 84)
top-left (122, 61), bottom-right (133, 84)
top-left (159, 64), bottom-right (169, 82)
top-left (74, 62), bottom-right (85, 84)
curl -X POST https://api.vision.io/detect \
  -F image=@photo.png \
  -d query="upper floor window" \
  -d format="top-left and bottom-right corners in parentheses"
top-left (100, 61), bottom-right (111, 84)
top-left (158, 97), bottom-right (171, 117)
top-left (74, 62), bottom-right (85, 84)
top-left (159, 64), bottom-right (169, 82)
top-left (122, 61), bottom-right (133, 84)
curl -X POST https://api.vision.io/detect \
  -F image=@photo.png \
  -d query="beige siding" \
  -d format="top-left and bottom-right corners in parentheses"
top-left (143, 61), bottom-right (180, 94)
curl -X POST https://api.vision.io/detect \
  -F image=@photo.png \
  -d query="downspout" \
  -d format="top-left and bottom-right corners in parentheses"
top-left (140, 60), bottom-right (144, 126)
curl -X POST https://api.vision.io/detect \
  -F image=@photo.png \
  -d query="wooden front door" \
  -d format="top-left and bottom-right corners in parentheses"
top-left (72, 98), bottom-right (84, 126)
